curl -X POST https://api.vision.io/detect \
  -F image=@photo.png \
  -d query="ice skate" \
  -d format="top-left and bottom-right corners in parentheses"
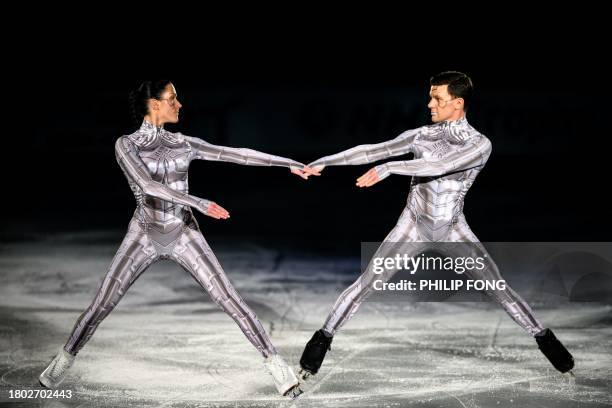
top-left (263, 354), bottom-right (301, 397)
top-left (39, 348), bottom-right (76, 388)
top-left (299, 329), bottom-right (333, 379)
top-left (535, 328), bottom-right (575, 373)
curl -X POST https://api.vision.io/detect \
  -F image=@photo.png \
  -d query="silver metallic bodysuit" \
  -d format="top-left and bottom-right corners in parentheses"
top-left (311, 118), bottom-right (544, 336)
top-left (64, 120), bottom-right (303, 357)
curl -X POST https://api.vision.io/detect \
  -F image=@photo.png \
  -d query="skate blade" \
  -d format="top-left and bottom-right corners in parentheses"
top-left (298, 368), bottom-right (314, 381)
top-left (285, 385), bottom-right (303, 400)
top-left (38, 375), bottom-right (54, 389)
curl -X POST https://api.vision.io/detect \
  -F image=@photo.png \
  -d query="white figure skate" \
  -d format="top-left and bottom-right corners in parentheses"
top-left (39, 348), bottom-right (75, 388)
top-left (263, 354), bottom-right (302, 398)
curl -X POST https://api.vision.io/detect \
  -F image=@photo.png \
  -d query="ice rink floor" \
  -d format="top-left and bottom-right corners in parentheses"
top-left (1, 232), bottom-right (611, 407)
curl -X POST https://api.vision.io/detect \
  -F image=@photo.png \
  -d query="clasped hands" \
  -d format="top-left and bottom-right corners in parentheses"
top-left (290, 162), bottom-right (382, 188)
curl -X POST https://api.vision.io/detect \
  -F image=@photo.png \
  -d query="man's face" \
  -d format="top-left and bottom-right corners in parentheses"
top-left (152, 83), bottom-right (182, 124)
top-left (427, 84), bottom-right (463, 123)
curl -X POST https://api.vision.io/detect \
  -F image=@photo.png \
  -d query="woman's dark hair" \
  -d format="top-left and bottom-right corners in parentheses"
top-left (430, 71), bottom-right (473, 111)
top-left (129, 80), bottom-right (172, 124)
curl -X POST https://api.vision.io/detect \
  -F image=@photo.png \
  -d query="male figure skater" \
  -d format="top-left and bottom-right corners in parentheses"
top-left (299, 71), bottom-right (574, 380)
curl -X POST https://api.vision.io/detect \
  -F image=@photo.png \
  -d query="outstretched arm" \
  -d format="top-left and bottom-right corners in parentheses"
top-left (186, 135), bottom-right (303, 167)
top-left (115, 137), bottom-right (229, 219)
top-left (309, 127), bottom-right (422, 170)
top-left (185, 135), bottom-right (318, 179)
top-left (357, 137), bottom-right (492, 187)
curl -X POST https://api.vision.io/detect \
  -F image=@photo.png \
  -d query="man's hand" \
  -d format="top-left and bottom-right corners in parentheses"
top-left (356, 167), bottom-right (381, 187)
top-left (306, 163), bottom-right (326, 175)
top-left (309, 164), bottom-right (325, 174)
top-left (291, 165), bottom-right (322, 179)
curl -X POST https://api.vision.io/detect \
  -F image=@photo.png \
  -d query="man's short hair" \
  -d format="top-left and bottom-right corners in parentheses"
top-left (430, 71), bottom-right (473, 111)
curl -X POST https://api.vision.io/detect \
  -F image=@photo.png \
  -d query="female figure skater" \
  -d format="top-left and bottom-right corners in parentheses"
top-left (39, 80), bottom-right (313, 397)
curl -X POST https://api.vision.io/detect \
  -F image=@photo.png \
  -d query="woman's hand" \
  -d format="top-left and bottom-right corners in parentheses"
top-left (197, 199), bottom-right (230, 219)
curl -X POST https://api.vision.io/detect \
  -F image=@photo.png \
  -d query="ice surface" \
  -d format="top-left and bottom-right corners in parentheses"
top-left (1, 234), bottom-right (610, 407)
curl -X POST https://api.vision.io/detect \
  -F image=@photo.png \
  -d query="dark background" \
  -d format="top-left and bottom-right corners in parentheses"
top-left (4, 35), bottom-right (609, 249)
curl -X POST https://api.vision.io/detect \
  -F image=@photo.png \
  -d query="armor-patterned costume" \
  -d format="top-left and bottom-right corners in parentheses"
top-left (311, 118), bottom-right (544, 336)
top-left (65, 120), bottom-right (303, 357)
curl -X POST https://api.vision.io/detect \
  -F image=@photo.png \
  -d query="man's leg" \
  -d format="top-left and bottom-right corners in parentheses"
top-left (301, 207), bottom-right (424, 377)
top-left (448, 217), bottom-right (574, 373)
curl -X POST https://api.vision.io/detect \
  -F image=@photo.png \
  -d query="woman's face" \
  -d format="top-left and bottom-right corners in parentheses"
top-left (152, 83), bottom-right (182, 124)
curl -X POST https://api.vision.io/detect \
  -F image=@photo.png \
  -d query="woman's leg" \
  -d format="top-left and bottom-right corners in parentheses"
top-left (170, 223), bottom-right (276, 357)
top-left (41, 220), bottom-right (159, 388)
top-left (65, 220), bottom-right (159, 354)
